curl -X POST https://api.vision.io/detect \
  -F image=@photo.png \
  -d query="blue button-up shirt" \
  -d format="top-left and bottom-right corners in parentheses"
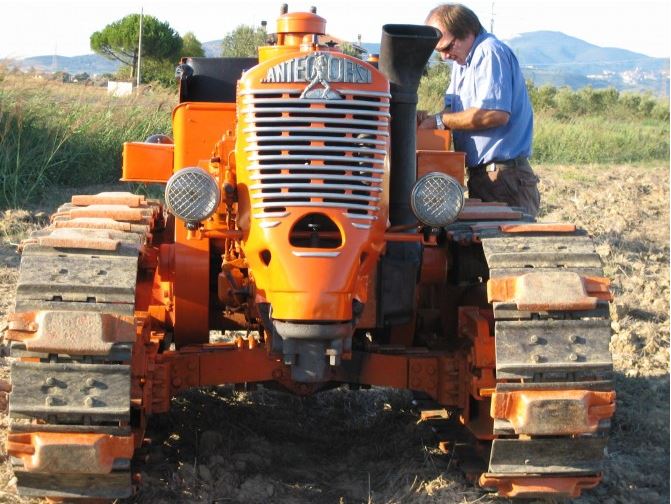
top-left (446, 30), bottom-right (533, 167)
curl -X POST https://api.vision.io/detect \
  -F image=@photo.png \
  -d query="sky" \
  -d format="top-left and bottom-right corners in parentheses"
top-left (0, 0), bottom-right (669, 60)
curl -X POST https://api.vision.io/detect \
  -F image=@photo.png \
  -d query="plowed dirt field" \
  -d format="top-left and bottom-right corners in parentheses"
top-left (0, 163), bottom-right (668, 503)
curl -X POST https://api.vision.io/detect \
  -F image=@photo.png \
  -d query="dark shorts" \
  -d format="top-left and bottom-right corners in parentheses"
top-left (467, 158), bottom-right (541, 217)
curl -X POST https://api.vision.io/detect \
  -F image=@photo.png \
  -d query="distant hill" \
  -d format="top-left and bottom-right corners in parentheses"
top-left (504, 31), bottom-right (666, 73)
top-left (202, 40), bottom-right (223, 58)
top-left (17, 54), bottom-right (120, 75)
top-left (502, 31), bottom-right (669, 93)
top-left (13, 31), bottom-right (669, 95)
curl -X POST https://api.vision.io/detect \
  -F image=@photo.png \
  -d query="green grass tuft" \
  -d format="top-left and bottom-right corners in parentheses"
top-left (0, 75), bottom-right (173, 208)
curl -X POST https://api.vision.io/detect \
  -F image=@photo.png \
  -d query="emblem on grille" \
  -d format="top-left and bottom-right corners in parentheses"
top-left (301, 53), bottom-right (338, 99)
top-left (262, 52), bottom-right (372, 100)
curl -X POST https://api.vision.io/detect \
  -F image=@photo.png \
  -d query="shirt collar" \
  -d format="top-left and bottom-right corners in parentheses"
top-left (464, 29), bottom-right (490, 66)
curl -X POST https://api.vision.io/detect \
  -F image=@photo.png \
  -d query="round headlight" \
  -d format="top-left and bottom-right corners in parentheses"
top-left (165, 167), bottom-right (221, 224)
top-left (410, 172), bottom-right (464, 227)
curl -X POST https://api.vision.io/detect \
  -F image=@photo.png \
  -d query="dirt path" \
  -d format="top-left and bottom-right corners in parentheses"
top-left (0, 164), bottom-right (668, 503)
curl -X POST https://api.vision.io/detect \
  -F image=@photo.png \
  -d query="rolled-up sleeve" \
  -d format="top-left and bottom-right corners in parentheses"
top-left (469, 48), bottom-right (513, 113)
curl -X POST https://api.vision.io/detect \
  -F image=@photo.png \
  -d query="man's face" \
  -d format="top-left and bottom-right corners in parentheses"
top-left (427, 18), bottom-right (475, 65)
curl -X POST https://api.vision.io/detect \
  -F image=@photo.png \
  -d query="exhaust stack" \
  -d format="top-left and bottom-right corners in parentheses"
top-left (378, 24), bottom-right (441, 226)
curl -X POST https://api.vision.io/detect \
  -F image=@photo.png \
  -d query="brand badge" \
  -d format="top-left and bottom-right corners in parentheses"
top-left (262, 52), bottom-right (372, 99)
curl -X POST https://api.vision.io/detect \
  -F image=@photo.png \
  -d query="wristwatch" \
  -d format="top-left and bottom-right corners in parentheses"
top-left (434, 112), bottom-right (445, 130)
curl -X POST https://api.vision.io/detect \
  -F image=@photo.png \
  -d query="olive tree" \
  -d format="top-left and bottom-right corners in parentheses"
top-left (221, 25), bottom-right (267, 57)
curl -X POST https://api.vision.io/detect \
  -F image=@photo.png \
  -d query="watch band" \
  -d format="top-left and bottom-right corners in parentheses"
top-left (434, 112), bottom-right (445, 130)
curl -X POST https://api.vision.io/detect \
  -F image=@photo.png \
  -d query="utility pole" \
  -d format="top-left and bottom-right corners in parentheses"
top-left (137, 7), bottom-right (143, 87)
top-left (490, 2), bottom-right (495, 34)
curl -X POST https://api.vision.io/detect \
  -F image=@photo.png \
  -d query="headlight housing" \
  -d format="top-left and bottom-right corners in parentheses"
top-left (165, 167), bottom-right (221, 225)
top-left (410, 172), bottom-right (464, 227)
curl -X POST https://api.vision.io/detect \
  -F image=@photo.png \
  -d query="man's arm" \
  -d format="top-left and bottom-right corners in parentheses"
top-left (440, 107), bottom-right (509, 129)
top-left (418, 107), bottom-right (509, 130)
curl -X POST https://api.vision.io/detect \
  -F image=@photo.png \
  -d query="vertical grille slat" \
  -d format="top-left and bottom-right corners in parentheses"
top-left (243, 90), bottom-right (389, 219)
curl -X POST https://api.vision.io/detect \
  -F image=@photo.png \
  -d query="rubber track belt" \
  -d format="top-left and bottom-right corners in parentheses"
top-left (479, 230), bottom-right (613, 490)
top-left (7, 192), bottom-right (160, 499)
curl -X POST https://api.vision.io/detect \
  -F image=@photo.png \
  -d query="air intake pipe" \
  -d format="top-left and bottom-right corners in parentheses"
top-left (378, 24), bottom-right (441, 227)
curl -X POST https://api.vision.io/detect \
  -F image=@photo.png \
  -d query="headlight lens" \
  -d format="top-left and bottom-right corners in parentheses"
top-left (410, 172), bottom-right (464, 227)
top-left (165, 167), bottom-right (221, 224)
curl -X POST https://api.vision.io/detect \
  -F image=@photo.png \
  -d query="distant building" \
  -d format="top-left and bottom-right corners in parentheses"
top-left (108, 81), bottom-right (134, 97)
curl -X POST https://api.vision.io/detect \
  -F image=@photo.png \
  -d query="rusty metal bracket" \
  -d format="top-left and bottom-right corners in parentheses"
top-left (479, 473), bottom-right (601, 498)
top-left (458, 307), bottom-right (496, 400)
top-left (7, 311), bottom-right (136, 355)
top-left (8, 432), bottom-right (134, 474)
top-left (499, 223), bottom-right (577, 233)
top-left (488, 271), bottom-right (612, 311)
top-left (71, 192), bottom-right (146, 208)
top-left (491, 388), bottom-right (616, 435)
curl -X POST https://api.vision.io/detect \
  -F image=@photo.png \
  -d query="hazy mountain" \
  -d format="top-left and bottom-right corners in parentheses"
top-left (502, 31), bottom-right (668, 93)
top-left (202, 39), bottom-right (223, 58)
top-left (13, 31), bottom-right (669, 94)
top-left (17, 54), bottom-right (120, 75)
top-left (504, 31), bottom-right (666, 73)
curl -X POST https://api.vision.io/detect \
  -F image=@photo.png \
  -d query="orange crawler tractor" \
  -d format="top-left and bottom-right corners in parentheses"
top-left (5, 6), bottom-right (615, 501)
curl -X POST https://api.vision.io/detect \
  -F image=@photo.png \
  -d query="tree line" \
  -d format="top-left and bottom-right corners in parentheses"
top-left (91, 14), bottom-right (267, 86)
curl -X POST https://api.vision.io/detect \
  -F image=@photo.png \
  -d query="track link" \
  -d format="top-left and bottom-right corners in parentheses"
top-left (5, 192), bottom-right (161, 500)
top-left (478, 227), bottom-right (614, 498)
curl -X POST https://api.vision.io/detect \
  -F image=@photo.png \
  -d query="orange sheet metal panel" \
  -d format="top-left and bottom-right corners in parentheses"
top-left (417, 150), bottom-right (465, 186)
top-left (121, 142), bottom-right (173, 182)
top-left (235, 53), bottom-right (390, 322)
top-left (171, 103), bottom-right (236, 346)
top-left (172, 102), bottom-right (236, 172)
top-left (417, 128), bottom-right (452, 151)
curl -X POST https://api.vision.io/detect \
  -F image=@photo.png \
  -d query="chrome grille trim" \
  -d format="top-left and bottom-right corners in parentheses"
top-left (243, 126), bottom-right (389, 137)
top-left (253, 201), bottom-right (378, 212)
top-left (250, 192), bottom-right (379, 202)
top-left (291, 251), bottom-right (341, 258)
top-left (248, 154), bottom-right (384, 164)
top-left (250, 165), bottom-right (384, 174)
top-left (246, 145), bottom-right (386, 156)
top-left (242, 97), bottom-right (390, 108)
top-left (250, 173), bottom-right (380, 183)
top-left (249, 183), bottom-right (382, 192)
top-left (352, 222), bottom-right (372, 230)
top-left (245, 135), bottom-right (387, 146)
top-left (242, 106), bottom-right (390, 118)
top-left (240, 89), bottom-right (391, 98)
top-left (250, 117), bottom-right (388, 127)
top-left (259, 221), bottom-right (281, 228)
top-left (253, 211), bottom-right (291, 219)
top-left (244, 87), bottom-right (388, 218)
top-left (344, 213), bottom-right (378, 221)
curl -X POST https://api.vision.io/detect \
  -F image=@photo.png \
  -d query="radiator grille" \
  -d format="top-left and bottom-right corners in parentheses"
top-left (241, 89), bottom-right (390, 221)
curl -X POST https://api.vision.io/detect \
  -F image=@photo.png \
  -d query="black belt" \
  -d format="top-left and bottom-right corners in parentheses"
top-left (468, 156), bottom-right (528, 174)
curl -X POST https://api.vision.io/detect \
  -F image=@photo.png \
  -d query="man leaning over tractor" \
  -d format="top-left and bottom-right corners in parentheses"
top-left (418, 3), bottom-right (541, 217)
